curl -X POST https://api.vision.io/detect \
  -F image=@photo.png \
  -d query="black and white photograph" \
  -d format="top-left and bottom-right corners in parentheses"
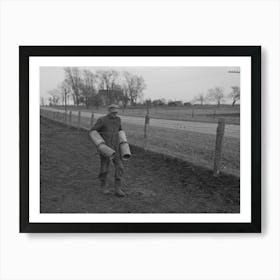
top-left (20, 46), bottom-right (261, 232)
top-left (40, 66), bottom-right (241, 213)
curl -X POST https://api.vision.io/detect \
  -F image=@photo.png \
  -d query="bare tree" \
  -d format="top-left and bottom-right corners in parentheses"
top-left (48, 89), bottom-right (60, 105)
top-left (56, 81), bottom-right (72, 106)
top-left (207, 87), bottom-right (224, 107)
top-left (123, 72), bottom-right (146, 105)
top-left (121, 84), bottom-right (130, 110)
top-left (229, 86), bottom-right (240, 107)
top-left (96, 70), bottom-right (122, 104)
top-left (63, 67), bottom-right (82, 106)
top-left (96, 70), bottom-right (119, 90)
top-left (48, 97), bottom-right (53, 106)
top-left (80, 70), bottom-right (99, 108)
top-left (193, 93), bottom-right (205, 106)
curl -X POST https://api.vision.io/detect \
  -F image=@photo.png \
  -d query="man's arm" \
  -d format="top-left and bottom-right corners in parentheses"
top-left (90, 118), bottom-right (104, 132)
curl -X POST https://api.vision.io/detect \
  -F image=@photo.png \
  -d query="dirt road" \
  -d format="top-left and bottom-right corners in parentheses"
top-left (42, 107), bottom-right (240, 139)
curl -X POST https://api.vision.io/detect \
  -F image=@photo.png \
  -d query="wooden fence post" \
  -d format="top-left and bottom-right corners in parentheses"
top-left (213, 110), bottom-right (216, 119)
top-left (78, 111), bottom-right (81, 131)
top-left (90, 113), bottom-right (94, 127)
top-left (144, 113), bottom-right (150, 139)
top-left (69, 111), bottom-right (72, 124)
top-left (144, 113), bottom-right (150, 151)
top-left (213, 118), bottom-right (225, 176)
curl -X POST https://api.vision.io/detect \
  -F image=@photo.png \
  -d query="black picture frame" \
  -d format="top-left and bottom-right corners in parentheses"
top-left (20, 46), bottom-right (261, 233)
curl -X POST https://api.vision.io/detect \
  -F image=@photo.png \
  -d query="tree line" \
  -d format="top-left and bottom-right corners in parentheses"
top-left (144, 86), bottom-right (240, 108)
top-left (47, 68), bottom-right (240, 108)
top-left (193, 86), bottom-right (240, 107)
top-left (48, 67), bottom-right (146, 108)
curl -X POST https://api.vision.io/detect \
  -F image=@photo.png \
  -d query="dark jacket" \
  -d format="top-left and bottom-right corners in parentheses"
top-left (90, 114), bottom-right (122, 152)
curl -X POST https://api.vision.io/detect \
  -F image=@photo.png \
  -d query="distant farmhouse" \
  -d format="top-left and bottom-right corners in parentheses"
top-left (168, 101), bottom-right (184, 107)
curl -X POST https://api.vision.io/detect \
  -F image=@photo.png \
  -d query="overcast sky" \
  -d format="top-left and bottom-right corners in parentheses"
top-left (40, 66), bottom-right (240, 103)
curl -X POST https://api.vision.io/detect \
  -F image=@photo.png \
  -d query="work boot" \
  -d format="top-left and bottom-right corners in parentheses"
top-left (101, 182), bottom-right (110, 195)
top-left (115, 187), bottom-right (125, 197)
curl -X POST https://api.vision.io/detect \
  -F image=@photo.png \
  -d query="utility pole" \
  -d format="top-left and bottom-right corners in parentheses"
top-left (64, 89), bottom-right (67, 112)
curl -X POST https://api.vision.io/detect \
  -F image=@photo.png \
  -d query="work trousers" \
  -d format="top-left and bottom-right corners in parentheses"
top-left (98, 155), bottom-right (124, 187)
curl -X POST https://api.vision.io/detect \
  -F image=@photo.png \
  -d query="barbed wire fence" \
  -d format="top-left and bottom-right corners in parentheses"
top-left (40, 107), bottom-right (238, 177)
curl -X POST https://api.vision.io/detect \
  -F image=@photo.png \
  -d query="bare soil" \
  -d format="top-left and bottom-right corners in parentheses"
top-left (40, 117), bottom-right (240, 213)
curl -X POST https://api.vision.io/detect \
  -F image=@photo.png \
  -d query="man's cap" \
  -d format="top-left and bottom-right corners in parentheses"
top-left (108, 104), bottom-right (119, 112)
